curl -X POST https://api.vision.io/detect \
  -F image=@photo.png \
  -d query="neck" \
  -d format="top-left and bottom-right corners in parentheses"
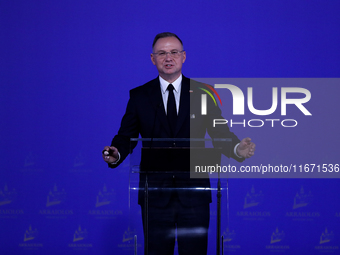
top-left (159, 73), bottom-right (181, 84)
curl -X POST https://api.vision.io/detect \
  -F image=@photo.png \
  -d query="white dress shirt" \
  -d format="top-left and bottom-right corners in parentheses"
top-left (159, 74), bottom-right (182, 115)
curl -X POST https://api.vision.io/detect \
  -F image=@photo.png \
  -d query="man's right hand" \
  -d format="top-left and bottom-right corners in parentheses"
top-left (102, 146), bottom-right (119, 164)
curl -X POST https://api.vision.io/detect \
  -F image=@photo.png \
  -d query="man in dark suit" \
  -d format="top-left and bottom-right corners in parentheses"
top-left (103, 32), bottom-right (255, 255)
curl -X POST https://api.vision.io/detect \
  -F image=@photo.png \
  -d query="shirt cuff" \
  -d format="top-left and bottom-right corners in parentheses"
top-left (234, 143), bottom-right (243, 158)
top-left (109, 151), bottom-right (121, 165)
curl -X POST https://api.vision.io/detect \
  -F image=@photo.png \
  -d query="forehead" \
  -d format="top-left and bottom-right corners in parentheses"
top-left (153, 37), bottom-right (183, 52)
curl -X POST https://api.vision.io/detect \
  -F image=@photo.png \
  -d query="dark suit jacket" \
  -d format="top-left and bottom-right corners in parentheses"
top-left (110, 75), bottom-right (244, 207)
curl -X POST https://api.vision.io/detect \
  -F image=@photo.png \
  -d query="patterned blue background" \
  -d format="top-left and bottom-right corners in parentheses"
top-left (1, 0), bottom-right (340, 254)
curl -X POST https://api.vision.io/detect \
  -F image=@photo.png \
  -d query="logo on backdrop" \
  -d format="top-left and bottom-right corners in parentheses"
top-left (73, 225), bottom-right (88, 242)
top-left (293, 186), bottom-right (312, 209)
top-left (122, 227), bottom-right (137, 243)
top-left (74, 152), bottom-right (85, 167)
top-left (236, 185), bottom-right (270, 220)
top-left (39, 184), bottom-right (73, 218)
top-left (96, 184), bottom-right (115, 207)
top-left (285, 186), bottom-right (320, 221)
top-left (222, 228), bottom-right (241, 250)
top-left (320, 228), bottom-right (334, 244)
top-left (118, 226), bottom-right (141, 251)
top-left (19, 225), bottom-right (43, 249)
top-left (88, 184), bottom-right (122, 219)
top-left (0, 184), bottom-right (23, 218)
top-left (68, 225), bottom-right (93, 250)
top-left (223, 228), bottom-right (236, 242)
top-left (20, 150), bottom-right (43, 173)
top-left (24, 151), bottom-right (35, 167)
top-left (0, 184), bottom-right (16, 206)
top-left (46, 184), bottom-right (66, 207)
top-left (315, 228), bottom-right (339, 252)
top-left (244, 185), bottom-right (264, 209)
top-left (265, 227), bottom-right (289, 251)
top-left (270, 228), bottom-right (285, 244)
top-left (24, 225), bottom-right (38, 242)
top-left (70, 150), bottom-right (92, 173)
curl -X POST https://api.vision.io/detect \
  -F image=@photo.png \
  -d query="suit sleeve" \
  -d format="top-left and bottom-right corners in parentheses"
top-left (109, 90), bottom-right (140, 168)
top-left (204, 88), bottom-right (245, 163)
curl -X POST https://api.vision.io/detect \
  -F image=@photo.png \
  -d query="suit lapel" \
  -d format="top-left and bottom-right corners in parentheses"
top-left (174, 76), bottom-right (190, 137)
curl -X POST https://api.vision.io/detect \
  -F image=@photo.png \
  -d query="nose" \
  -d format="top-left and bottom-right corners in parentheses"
top-left (165, 52), bottom-right (172, 60)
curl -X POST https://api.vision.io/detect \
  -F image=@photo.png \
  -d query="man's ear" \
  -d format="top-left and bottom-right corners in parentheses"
top-left (182, 51), bottom-right (186, 63)
top-left (151, 53), bottom-right (156, 65)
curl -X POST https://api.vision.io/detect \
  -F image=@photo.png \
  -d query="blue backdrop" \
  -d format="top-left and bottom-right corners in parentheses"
top-left (1, 0), bottom-right (340, 254)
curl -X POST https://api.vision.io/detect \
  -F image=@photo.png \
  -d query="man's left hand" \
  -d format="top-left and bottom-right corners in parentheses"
top-left (237, 137), bottom-right (255, 158)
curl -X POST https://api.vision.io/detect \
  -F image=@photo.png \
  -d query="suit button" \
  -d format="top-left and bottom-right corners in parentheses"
top-left (173, 142), bottom-right (176, 147)
top-left (173, 175), bottom-right (175, 179)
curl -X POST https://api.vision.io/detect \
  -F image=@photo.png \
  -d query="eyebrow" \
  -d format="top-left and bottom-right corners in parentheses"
top-left (156, 49), bottom-right (181, 53)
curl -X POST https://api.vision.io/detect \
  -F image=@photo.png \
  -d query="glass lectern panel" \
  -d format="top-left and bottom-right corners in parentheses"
top-left (128, 138), bottom-right (232, 255)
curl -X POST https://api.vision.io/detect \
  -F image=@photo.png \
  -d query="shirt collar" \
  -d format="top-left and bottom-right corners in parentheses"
top-left (159, 74), bottom-right (182, 94)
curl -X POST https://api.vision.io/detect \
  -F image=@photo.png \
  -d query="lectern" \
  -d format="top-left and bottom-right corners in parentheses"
top-left (128, 138), bottom-right (232, 255)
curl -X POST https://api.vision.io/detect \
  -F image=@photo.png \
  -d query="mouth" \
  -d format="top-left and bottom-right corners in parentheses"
top-left (164, 64), bottom-right (173, 68)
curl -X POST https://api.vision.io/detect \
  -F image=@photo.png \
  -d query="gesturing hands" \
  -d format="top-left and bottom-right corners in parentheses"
top-left (102, 139), bottom-right (255, 164)
top-left (236, 137), bottom-right (256, 159)
top-left (102, 146), bottom-right (119, 164)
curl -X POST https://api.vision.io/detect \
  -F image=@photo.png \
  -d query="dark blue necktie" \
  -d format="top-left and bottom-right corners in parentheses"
top-left (167, 84), bottom-right (177, 137)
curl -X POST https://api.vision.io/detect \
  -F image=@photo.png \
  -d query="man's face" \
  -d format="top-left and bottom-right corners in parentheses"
top-left (151, 36), bottom-right (186, 82)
